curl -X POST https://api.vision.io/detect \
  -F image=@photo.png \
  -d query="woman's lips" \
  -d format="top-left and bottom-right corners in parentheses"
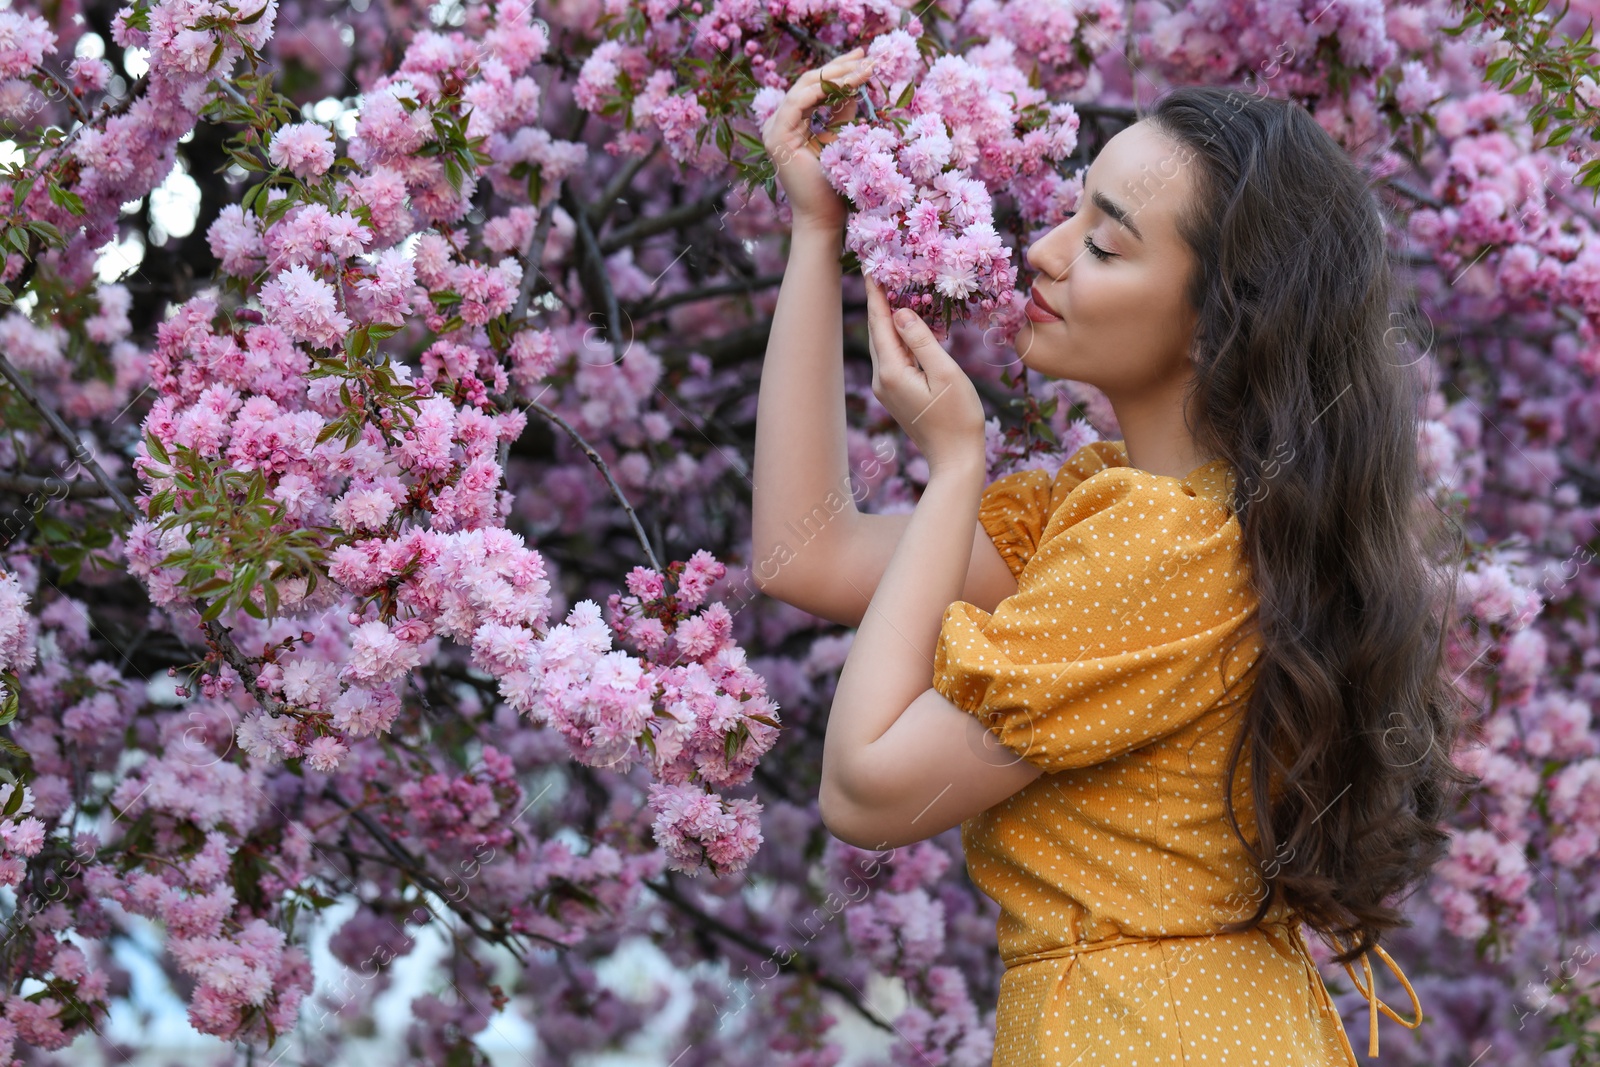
top-left (1025, 282), bottom-right (1063, 323)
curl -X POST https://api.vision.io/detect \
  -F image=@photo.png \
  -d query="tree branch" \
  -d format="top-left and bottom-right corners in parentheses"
top-left (31, 64), bottom-right (88, 124)
top-left (525, 397), bottom-right (663, 572)
top-left (0, 353), bottom-right (136, 517)
top-left (598, 190), bottom-right (725, 254)
top-left (0, 350), bottom-right (288, 715)
top-left (0, 471), bottom-right (140, 500)
top-left (511, 199), bottom-right (559, 325)
top-left (644, 875), bottom-right (895, 1032)
top-left (328, 791), bottom-right (546, 962)
top-left (630, 274), bottom-right (784, 318)
top-left (561, 183), bottom-right (626, 362)
top-left (591, 143), bottom-right (661, 228)
top-left (1384, 178), bottom-right (1443, 210)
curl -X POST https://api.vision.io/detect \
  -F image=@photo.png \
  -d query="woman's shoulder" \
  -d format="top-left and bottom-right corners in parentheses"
top-left (977, 440), bottom-right (1241, 580)
top-left (1048, 439), bottom-right (1239, 532)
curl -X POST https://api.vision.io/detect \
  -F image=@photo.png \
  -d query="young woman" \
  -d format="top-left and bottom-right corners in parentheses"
top-left (751, 50), bottom-right (1474, 1066)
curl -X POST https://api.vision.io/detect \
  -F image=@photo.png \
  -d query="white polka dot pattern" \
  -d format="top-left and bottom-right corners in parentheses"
top-left (931, 439), bottom-right (1262, 775)
top-left (933, 440), bottom-right (1411, 1066)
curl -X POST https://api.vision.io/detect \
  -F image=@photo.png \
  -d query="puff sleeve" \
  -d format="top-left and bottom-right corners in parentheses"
top-left (976, 467), bottom-right (1056, 579)
top-left (931, 468), bottom-right (1263, 774)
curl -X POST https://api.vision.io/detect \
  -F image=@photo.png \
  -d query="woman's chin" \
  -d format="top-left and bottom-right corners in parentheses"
top-left (1011, 322), bottom-right (1060, 372)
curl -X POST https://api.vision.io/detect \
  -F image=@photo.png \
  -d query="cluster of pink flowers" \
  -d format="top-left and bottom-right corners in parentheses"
top-left (484, 551), bottom-right (780, 875)
top-left (115, 2), bottom-right (781, 906)
top-left (267, 121), bottom-right (336, 178)
top-left (0, 10), bottom-right (53, 80)
top-left (811, 36), bottom-right (1079, 323)
top-left (958, 0), bottom-right (1125, 86)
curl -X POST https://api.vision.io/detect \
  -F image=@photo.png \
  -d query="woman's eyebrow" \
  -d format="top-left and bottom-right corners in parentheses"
top-left (1091, 189), bottom-right (1145, 242)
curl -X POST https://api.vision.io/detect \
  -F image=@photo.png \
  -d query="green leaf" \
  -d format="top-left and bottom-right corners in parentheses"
top-left (27, 220), bottom-right (62, 245)
top-left (0, 764), bottom-right (24, 810)
top-left (347, 326), bottom-right (371, 362)
top-left (47, 184), bottom-right (86, 216)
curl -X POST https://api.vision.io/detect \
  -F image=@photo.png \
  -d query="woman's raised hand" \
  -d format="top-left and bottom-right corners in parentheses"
top-left (760, 48), bottom-right (874, 233)
top-left (863, 277), bottom-right (988, 477)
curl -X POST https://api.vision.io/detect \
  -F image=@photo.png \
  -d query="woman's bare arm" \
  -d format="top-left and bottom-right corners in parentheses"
top-left (819, 282), bottom-right (1042, 850)
top-left (748, 221), bottom-right (1018, 624)
top-left (749, 53), bottom-right (1018, 627)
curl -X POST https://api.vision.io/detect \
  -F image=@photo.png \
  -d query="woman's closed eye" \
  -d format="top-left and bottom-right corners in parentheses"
top-left (1083, 234), bottom-right (1113, 261)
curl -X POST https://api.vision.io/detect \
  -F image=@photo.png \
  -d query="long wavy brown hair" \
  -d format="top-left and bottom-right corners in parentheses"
top-left (1137, 85), bottom-right (1481, 965)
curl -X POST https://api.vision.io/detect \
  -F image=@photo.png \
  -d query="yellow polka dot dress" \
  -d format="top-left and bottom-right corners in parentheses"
top-left (931, 440), bottom-right (1424, 1066)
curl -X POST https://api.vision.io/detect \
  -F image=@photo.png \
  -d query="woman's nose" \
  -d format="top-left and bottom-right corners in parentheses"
top-left (1026, 222), bottom-right (1069, 281)
top-left (1024, 236), bottom-right (1062, 281)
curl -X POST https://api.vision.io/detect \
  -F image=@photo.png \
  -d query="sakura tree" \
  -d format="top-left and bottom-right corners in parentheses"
top-left (0, 0), bottom-right (1598, 1063)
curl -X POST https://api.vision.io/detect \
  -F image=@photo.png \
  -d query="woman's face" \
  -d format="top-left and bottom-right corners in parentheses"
top-left (1014, 121), bottom-right (1202, 400)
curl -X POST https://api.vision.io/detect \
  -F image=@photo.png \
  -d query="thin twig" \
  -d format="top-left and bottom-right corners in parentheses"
top-left (1384, 178), bottom-right (1444, 210)
top-left (526, 397), bottom-right (663, 572)
top-left (329, 792), bottom-right (537, 963)
top-left (0, 471), bottom-right (140, 500)
top-left (30, 72), bottom-right (148, 184)
top-left (592, 143), bottom-right (660, 228)
top-left (0, 353), bottom-right (136, 517)
top-left (31, 64), bottom-right (88, 124)
top-left (511, 199), bottom-right (558, 324)
top-left (630, 274), bottom-right (785, 318)
top-left (202, 620), bottom-right (289, 715)
top-left (561, 185), bottom-right (624, 358)
top-left (597, 190), bottom-right (725, 254)
top-left (644, 875), bottom-right (894, 1032)
top-left (0, 349), bottom-right (287, 713)
top-left (779, 20), bottom-right (837, 60)
top-left (775, 22), bottom-right (878, 124)
top-left (216, 79), bottom-right (250, 107)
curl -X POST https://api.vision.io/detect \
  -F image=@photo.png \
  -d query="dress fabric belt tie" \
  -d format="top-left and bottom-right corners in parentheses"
top-left (1002, 919), bottom-right (1425, 1059)
top-left (1328, 933), bottom-right (1425, 1059)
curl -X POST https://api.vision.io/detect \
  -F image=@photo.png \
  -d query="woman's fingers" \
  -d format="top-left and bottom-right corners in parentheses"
top-left (864, 277), bottom-right (914, 383)
top-left (887, 306), bottom-right (950, 374)
top-left (766, 52), bottom-right (872, 154)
